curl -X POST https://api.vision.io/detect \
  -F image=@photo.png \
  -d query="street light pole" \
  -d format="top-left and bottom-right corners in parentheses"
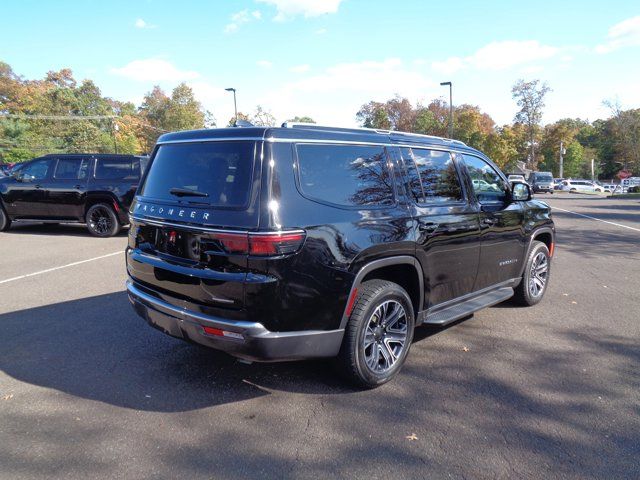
top-left (440, 81), bottom-right (453, 138)
top-left (111, 120), bottom-right (119, 154)
top-left (225, 88), bottom-right (237, 126)
top-left (559, 141), bottom-right (566, 178)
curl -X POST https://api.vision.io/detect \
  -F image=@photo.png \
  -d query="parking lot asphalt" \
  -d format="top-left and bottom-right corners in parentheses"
top-left (1, 193), bottom-right (639, 480)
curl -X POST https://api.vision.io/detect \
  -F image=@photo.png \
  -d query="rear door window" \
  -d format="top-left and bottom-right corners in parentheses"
top-left (401, 148), bottom-right (463, 204)
top-left (139, 142), bottom-right (255, 208)
top-left (54, 158), bottom-right (91, 180)
top-left (295, 144), bottom-right (394, 208)
top-left (95, 157), bottom-right (136, 180)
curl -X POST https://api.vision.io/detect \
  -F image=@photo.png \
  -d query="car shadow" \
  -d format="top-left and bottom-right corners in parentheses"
top-left (6, 223), bottom-right (129, 238)
top-left (0, 292), bottom-right (368, 412)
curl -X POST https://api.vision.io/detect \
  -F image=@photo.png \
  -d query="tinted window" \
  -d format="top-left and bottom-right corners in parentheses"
top-left (140, 142), bottom-right (254, 207)
top-left (402, 148), bottom-right (462, 203)
top-left (463, 155), bottom-right (508, 203)
top-left (296, 144), bottom-right (394, 207)
top-left (54, 158), bottom-right (90, 180)
top-left (20, 159), bottom-right (51, 181)
top-left (95, 157), bottom-right (136, 180)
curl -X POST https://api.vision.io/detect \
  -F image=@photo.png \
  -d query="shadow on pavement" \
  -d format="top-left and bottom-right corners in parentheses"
top-left (1, 290), bottom-right (638, 478)
top-left (6, 223), bottom-right (129, 238)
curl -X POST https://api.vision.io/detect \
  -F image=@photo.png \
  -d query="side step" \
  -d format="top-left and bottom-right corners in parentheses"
top-left (422, 287), bottom-right (514, 326)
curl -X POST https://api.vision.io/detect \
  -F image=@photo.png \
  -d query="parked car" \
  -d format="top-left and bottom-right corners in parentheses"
top-left (527, 171), bottom-right (554, 194)
top-left (0, 163), bottom-right (15, 176)
top-left (0, 154), bottom-right (146, 236)
top-left (125, 124), bottom-right (555, 387)
top-left (507, 174), bottom-right (527, 183)
top-left (560, 179), bottom-right (604, 193)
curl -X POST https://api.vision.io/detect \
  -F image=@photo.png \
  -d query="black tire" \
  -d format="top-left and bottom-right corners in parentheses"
top-left (0, 205), bottom-right (11, 232)
top-left (336, 279), bottom-right (415, 388)
top-left (86, 203), bottom-right (120, 237)
top-left (513, 241), bottom-right (551, 306)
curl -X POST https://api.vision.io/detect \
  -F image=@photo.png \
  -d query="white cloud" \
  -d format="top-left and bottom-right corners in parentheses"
top-left (315, 28), bottom-right (327, 35)
top-left (134, 18), bottom-right (156, 29)
top-left (290, 64), bottom-right (310, 73)
top-left (225, 9), bottom-right (262, 33)
top-left (258, 58), bottom-right (436, 126)
top-left (257, 60), bottom-right (273, 68)
top-left (432, 40), bottom-right (558, 74)
top-left (596, 16), bottom-right (640, 53)
top-left (110, 59), bottom-right (200, 82)
top-left (257, 0), bottom-right (343, 21)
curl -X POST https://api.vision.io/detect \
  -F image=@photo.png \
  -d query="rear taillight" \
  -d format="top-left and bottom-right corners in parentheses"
top-left (210, 230), bottom-right (305, 256)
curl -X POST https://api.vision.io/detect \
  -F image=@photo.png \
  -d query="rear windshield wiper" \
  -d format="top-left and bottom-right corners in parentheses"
top-left (169, 187), bottom-right (209, 198)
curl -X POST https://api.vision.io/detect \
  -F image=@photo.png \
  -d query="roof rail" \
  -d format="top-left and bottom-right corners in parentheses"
top-left (281, 122), bottom-right (467, 146)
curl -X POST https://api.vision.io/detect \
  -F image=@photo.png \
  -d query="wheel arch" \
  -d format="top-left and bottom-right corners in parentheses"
top-left (84, 193), bottom-right (124, 224)
top-left (339, 256), bottom-right (424, 329)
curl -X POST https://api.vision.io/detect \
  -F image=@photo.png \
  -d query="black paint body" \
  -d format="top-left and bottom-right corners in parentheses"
top-left (125, 126), bottom-right (555, 360)
top-left (0, 154), bottom-right (145, 225)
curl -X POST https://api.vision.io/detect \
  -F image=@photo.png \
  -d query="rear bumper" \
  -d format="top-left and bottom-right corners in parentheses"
top-left (126, 279), bottom-right (344, 362)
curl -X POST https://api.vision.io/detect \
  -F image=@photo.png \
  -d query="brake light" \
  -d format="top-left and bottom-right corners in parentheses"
top-left (213, 232), bottom-right (249, 254)
top-left (249, 232), bottom-right (306, 255)
top-left (210, 230), bottom-right (306, 256)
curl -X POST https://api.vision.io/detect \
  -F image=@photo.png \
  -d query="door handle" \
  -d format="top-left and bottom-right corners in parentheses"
top-left (482, 217), bottom-right (498, 226)
top-left (74, 185), bottom-right (84, 190)
top-left (419, 222), bottom-right (439, 233)
top-left (34, 184), bottom-right (42, 189)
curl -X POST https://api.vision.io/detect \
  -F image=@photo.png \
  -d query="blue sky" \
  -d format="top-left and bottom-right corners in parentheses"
top-left (1, 0), bottom-right (639, 127)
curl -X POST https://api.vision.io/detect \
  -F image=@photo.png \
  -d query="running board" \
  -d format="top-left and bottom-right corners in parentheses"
top-left (422, 287), bottom-right (514, 326)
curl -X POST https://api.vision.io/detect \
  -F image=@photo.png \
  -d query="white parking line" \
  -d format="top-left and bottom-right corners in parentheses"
top-left (551, 206), bottom-right (640, 233)
top-left (0, 251), bottom-right (123, 285)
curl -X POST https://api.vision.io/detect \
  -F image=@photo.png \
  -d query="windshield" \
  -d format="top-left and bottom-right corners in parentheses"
top-left (140, 142), bottom-right (255, 207)
top-left (534, 173), bottom-right (553, 182)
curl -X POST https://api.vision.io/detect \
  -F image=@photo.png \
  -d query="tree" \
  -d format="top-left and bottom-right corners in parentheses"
top-left (251, 105), bottom-right (276, 127)
top-left (603, 100), bottom-right (640, 174)
top-left (511, 79), bottom-right (551, 168)
top-left (227, 112), bottom-right (251, 127)
top-left (287, 116), bottom-right (315, 124)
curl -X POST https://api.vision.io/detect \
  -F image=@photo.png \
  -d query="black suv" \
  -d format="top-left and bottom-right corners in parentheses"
top-left (0, 154), bottom-right (147, 236)
top-left (126, 125), bottom-right (554, 387)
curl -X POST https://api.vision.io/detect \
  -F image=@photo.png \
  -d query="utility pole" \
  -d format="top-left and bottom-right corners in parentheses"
top-left (559, 141), bottom-right (565, 178)
top-left (591, 159), bottom-right (595, 181)
top-left (111, 120), bottom-right (119, 154)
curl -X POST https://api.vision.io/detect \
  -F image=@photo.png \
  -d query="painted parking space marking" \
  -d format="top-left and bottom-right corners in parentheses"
top-left (551, 206), bottom-right (640, 233)
top-left (0, 251), bottom-right (122, 285)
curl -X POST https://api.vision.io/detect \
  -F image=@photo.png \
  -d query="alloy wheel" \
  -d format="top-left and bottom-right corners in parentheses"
top-left (89, 206), bottom-right (113, 235)
top-left (528, 252), bottom-right (549, 298)
top-left (362, 300), bottom-right (408, 374)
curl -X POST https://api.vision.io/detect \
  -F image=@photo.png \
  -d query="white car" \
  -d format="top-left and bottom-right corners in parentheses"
top-left (507, 174), bottom-right (527, 183)
top-left (561, 180), bottom-right (605, 193)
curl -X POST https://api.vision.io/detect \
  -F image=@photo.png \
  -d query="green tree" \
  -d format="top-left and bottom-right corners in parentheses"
top-left (287, 116), bottom-right (315, 124)
top-left (511, 79), bottom-right (551, 168)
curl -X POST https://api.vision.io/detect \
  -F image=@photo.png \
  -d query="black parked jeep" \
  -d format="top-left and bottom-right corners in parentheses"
top-left (0, 154), bottom-right (147, 237)
top-left (126, 124), bottom-right (555, 387)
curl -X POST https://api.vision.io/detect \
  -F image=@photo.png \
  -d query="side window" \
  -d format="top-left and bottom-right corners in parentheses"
top-left (296, 144), bottom-right (394, 207)
top-left (401, 148), bottom-right (463, 203)
top-left (462, 155), bottom-right (508, 203)
top-left (95, 158), bottom-right (135, 180)
top-left (20, 159), bottom-right (51, 181)
top-left (54, 158), bottom-right (90, 180)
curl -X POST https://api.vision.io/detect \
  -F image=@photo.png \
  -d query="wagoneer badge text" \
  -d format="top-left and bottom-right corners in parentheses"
top-left (134, 202), bottom-right (212, 222)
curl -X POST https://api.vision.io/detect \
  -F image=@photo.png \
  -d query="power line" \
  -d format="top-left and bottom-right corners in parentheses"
top-left (0, 113), bottom-right (170, 132)
top-left (0, 113), bottom-right (117, 120)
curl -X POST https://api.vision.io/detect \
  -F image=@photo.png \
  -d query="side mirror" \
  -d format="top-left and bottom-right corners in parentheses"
top-left (511, 182), bottom-right (531, 201)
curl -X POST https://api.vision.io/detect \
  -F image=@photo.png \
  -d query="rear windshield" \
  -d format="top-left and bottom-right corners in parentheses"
top-left (140, 142), bottom-right (255, 207)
